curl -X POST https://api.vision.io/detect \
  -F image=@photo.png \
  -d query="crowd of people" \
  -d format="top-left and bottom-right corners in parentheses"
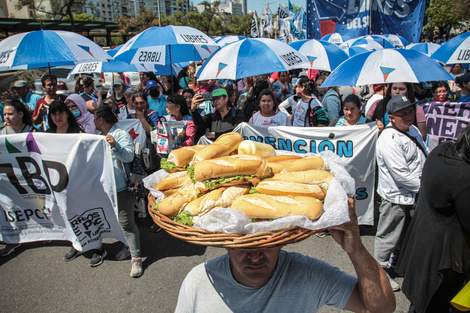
top-left (1, 63), bottom-right (469, 312)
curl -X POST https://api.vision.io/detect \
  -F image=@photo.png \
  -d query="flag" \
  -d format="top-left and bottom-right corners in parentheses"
top-left (277, 3), bottom-right (293, 20)
top-left (251, 12), bottom-right (259, 37)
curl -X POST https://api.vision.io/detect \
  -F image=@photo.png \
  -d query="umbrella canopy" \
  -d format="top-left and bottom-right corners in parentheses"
top-left (431, 31), bottom-right (470, 64)
top-left (343, 45), bottom-right (373, 57)
top-left (215, 35), bottom-right (246, 47)
top-left (322, 49), bottom-right (454, 88)
top-left (113, 25), bottom-right (219, 67)
top-left (0, 30), bottom-right (112, 70)
top-left (196, 38), bottom-right (309, 80)
top-left (382, 34), bottom-right (410, 48)
top-left (70, 60), bottom-right (188, 76)
top-left (320, 33), bottom-right (351, 45)
top-left (289, 39), bottom-right (349, 71)
top-left (406, 42), bottom-right (441, 56)
top-left (341, 35), bottom-right (394, 49)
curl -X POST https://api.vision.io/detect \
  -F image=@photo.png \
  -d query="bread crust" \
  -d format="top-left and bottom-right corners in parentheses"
top-left (168, 145), bottom-right (206, 167)
top-left (255, 180), bottom-right (325, 199)
top-left (155, 171), bottom-right (191, 191)
top-left (191, 143), bottom-right (234, 164)
top-left (158, 181), bottom-right (198, 217)
top-left (270, 169), bottom-right (334, 185)
top-left (231, 194), bottom-right (323, 220)
top-left (213, 132), bottom-right (244, 150)
top-left (184, 187), bottom-right (227, 216)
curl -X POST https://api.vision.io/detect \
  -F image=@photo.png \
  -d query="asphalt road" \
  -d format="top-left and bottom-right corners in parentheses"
top-left (0, 215), bottom-right (410, 313)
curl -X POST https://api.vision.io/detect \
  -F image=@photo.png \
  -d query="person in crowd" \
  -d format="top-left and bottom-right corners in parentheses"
top-left (367, 82), bottom-right (427, 140)
top-left (177, 66), bottom-right (192, 89)
top-left (32, 75), bottom-right (67, 129)
top-left (46, 101), bottom-right (83, 133)
top-left (76, 76), bottom-right (102, 113)
top-left (174, 198), bottom-right (396, 313)
top-left (95, 105), bottom-right (142, 276)
top-left (109, 78), bottom-right (127, 108)
top-left (137, 72), bottom-right (158, 91)
top-left (163, 75), bottom-right (183, 95)
top-left (235, 76), bottom-right (253, 100)
top-left (271, 71), bottom-right (294, 103)
top-left (106, 73), bottom-right (129, 98)
top-left (128, 90), bottom-right (161, 136)
top-left (103, 97), bottom-right (120, 115)
top-left (330, 94), bottom-right (368, 126)
top-left (375, 95), bottom-right (429, 292)
top-left (456, 72), bottom-right (470, 102)
top-left (322, 86), bottom-right (342, 122)
top-left (0, 99), bottom-right (36, 256)
top-left (65, 94), bottom-right (99, 134)
top-left (269, 71), bottom-right (289, 85)
top-left (191, 88), bottom-right (247, 140)
top-left (238, 79), bottom-right (270, 119)
top-left (195, 79), bottom-right (219, 95)
top-left (314, 75), bottom-right (328, 101)
top-left (11, 80), bottom-right (41, 113)
top-left (182, 88), bottom-right (196, 112)
top-left (363, 84), bottom-right (384, 115)
top-left (223, 86), bottom-right (236, 108)
top-left (249, 89), bottom-right (291, 126)
top-left (291, 77), bottom-right (328, 127)
top-left (449, 63), bottom-right (465, 79)
top-left (117, 88), bottom-right (136, 120)
top-left (397, 124), bottom-right (470, 313)
top-left (165, 94), bottom-right (196, 146)
top-left (146, 80), bottom-right (168, 117)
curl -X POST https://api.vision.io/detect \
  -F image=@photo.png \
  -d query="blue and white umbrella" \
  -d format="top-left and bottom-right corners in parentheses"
top-left (382, 34), bottom-right (410, 48)
top-left (215, 35), bottom-right (246, 47)
top-left (70, 60), bottom-right (188, 76)
top-left (320, 33), bottom-right (351, 45)
top-left (289, 39), bottom-right (348, 71)
top-left (322, 49), bottom-right (454, 88)
top-left (343, 45), bottom-right (373, 57)
top-left (197, 38), bottom-right (309, 80)
top-left (113, 25), bottom-right (219, 68)
top-left (431, 31), bottom-right (470, 64)
top-left (0, 30), bottom-right (112, 70)
top-left (406, 42), bottom-right (441, 56)
top-left (341, 35), bottom-right (394, 49)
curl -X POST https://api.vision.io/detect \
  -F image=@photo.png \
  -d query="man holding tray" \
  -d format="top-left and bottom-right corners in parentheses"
top-left (174, 198), bottom-right (395, 313)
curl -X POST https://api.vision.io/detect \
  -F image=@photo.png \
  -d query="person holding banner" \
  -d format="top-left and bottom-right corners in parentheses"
top-left (375, 95), bottom-right (429, 292)
top-left (292, 77), bottom-right (328, 127)
top-left (65, 94), bottom-right (99, 134)
top-left (329, 94), bottom-right (368, 127)
top-left (46, 101), bottom-right (84, 134)
top-left (248, 89), bottom-right (291, 126)
top-left (397, 124), bottom-right (470, 313)
top-left (94, 105), bottom-right (143, 277)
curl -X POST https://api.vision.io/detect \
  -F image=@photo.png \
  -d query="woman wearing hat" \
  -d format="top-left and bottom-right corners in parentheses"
top-left (108, 77), bottom-right (127, 108)
top-left (191, 88), bottom-right (247, 140)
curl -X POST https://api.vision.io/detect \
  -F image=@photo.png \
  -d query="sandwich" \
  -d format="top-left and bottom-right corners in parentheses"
top-left (267, 155), bottom-right (328, 174)
top-left (190, 132), bottom-right (244, 165)
top-left (154, 171), bottom-right (191, 192)
top-left (161, 145), bottom-right (206, 172)
top-left (156, 180), bottom-right (198, 218)
top-left (270, 169), bottom-right (334, 190)
top-left (255, 180), bottom-right (325, 200)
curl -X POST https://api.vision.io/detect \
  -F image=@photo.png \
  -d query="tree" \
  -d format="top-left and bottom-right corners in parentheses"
top-left (423, 0), bottom-right (470, 36)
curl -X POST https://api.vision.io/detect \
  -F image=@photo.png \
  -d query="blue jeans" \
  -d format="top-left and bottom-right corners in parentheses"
top-left (117, 190), bottom-right (141, 258)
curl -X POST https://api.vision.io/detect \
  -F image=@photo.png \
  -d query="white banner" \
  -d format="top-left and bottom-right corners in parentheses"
top-left (130, 45), bottom-right (166, 65)
top-left (251, 12), bottom-right (260, 37)
top-left (423, 101), bottom-right (470, 151)
top-left (221, 123), bottom-right (377, 225)
top-left (277, 3), bottom-right (294, 20)
top-left (0, 133), bottom-right (127, 252)
top-left (116, 119), bottom-right (147, 154)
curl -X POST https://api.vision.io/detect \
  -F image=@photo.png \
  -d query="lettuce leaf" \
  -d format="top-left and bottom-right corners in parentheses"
top-left (161, 158), bottom-right (178, 172)
top-left (249, 186), bottom-right (259, 194)
top-left (173, 210), bottom-right (194, 226)
top-left (203, 175), bottom-right (253, 189)
top-left (187, 165), bottom-right (196, 183)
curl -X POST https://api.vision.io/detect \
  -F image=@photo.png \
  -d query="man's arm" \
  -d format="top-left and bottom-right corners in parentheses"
top-left (328, 198), bottom-right (395, 313)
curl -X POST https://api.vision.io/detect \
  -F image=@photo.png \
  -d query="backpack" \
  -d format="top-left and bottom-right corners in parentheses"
top-left (305, 98), bottom-right (329, 127)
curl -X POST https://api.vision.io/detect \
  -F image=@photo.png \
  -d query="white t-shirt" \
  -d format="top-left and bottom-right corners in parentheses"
top-left (249, 110), bottom-right (291, 126)
top-left (292, 97), bottom-right (323, 127)
top-left (175, 251), bottom-right (357, 313)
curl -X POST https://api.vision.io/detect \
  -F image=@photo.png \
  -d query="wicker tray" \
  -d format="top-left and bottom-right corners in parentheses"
top-left (148, 194), bottom-right (319, 248)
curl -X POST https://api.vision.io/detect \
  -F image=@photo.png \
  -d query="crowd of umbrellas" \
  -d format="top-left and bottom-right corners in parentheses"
top-left (0, 25), bottom-right (469, 89)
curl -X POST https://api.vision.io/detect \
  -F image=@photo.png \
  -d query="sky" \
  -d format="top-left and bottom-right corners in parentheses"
top-left (196, 0), bottom-right (306, 15)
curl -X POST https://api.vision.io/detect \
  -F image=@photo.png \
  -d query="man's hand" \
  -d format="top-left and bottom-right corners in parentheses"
top-left (106, 134), bottom-right (116, 148)
top-left (191, 94), bottom-right (204, 112)
top-left (328, 197), bottom-right (364, 254)
top-left (136, 109), bottom-right (145, 120)
top-left (38, 103), bottom-right (47, 116)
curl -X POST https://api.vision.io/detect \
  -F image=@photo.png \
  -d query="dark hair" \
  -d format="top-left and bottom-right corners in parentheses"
top-left (454, 124), bottom-right (470, 164)
top-left (103, 97), bottom-right (118, 108)
top-left (297, 77), bottom-right (316, 95)
top-left (182, 88), bottom-right (195, 97)
top-left (3, 99), bottom-right (33, 126)
top-left (257, 89), bottom-right (278, 109)
top-left (132, 90), bottom-right (148, 104)
top-left (142, 72), bottom-right (158, 82)
top-left (224, 86), bottom-right (234, 107)
top-left (47, 100), bottom-right (81, 131)
top-left (41, 74), bottom-right (57, 87)
top-left (343, 94), bottom-right (361, 109)
top-left (82, 76), bottom-right (94, 88)
top-left (164, 75), bottom-right (182, 95)
top-left (431, 81), bottom-right (448, 93)
top-left (167, 94), bottom-right (190, 116)
top-left (94, 105), bottom-right (118, 124)
top-left (456, 73), bottom-right (470, 86)
top-left (384, 82), bottom-right (416, 104)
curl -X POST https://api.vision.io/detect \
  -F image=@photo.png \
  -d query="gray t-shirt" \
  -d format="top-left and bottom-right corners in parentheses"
top-left (175, 250), bottom-right (357, 313)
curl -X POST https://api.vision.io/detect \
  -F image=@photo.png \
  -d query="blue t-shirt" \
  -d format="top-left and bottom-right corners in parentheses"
top-left (148, 95), bottom-right (168, 117)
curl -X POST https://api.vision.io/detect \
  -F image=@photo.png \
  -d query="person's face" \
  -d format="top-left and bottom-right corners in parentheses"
top-left (3, 106), bottom-right (23, 128)
top-left (213, 95), bottom-right (228, 111)
top-left (166, 101), bottom-right (180, 116)
top-left (66, 101), bottom-right (80, 114)
top-left (316, 79), bottom-right (326, 95)
top-left (93, 114), bottom-right (102, 131)
top-left (84, 82), bottom-right (94, 93)
top-left (43, 79), bottom-right (57, 95)
top-left (140, 73), bottom-right (149, 85)
top-left (134, 96), bottom-right (148, 112)
top-left (343, 102), bottom-right (360, 124)
top-left (433, 86), bottom-right (448, 102)
top-left (50, 110), bottom-right (68, 129)
top-left (12, 87), bottom-right (28, 98)
top-left (183, 92), bottom-right (193, 108)
top-left (226, 247), bottom-right (281, 287)
top-left (296, 83), bottom-right (304, 96)
top-left (261, 73), bottom-right (270, 80)
top-left (390, 105), bottom-right (415, 132)
top-left (279, 72), bottom-right (287, 83)
top-left (259, 95), bottom-right (276, 115)
top-left (390, 83), bottom-right (408, 97)
top-left (452, 64), bottom-right (463, 74)
top-left (114, 84), bottom-right (123, 94)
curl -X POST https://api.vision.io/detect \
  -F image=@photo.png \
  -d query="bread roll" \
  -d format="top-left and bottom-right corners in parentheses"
top-left (217, 185), bottom-right (251, 208)
top-left (158, 181), bottom-right (198, 217)
top-left (270, 169), bottom-right (334, 187)
top-left (155, 171), bottom-right (191, 191)
top-left (268, 159), bottom-right (299, 174)
top-left (266, 155), bottom-right (303, 162)
top-left (168, 145), bottom-right (206, 167)
top-left (213, 132), bottom-right (244, 150)
top-left (237, 140), bottom-right (276, 158)
top-left (184, 187), bottom-right (227, 216)
top-left (255, 180), bottom-right (325, 199)
top-left (191, 143), bottom-right (234, 164)
top-left (284, 156), bottom-right (328, 172)
top-left (193, 154), bottom-right (272, 182)
top-left (231, 194), bottom-right (323, 220)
